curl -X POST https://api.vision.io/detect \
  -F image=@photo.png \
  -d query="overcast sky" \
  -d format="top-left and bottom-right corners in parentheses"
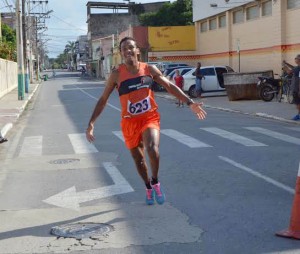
top-left (42, 0), bottom-right (174, 58)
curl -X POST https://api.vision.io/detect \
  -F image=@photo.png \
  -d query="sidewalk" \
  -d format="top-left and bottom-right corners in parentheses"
top-left (0, 83), bottom-right (40, 142)
top-left (156, 91), bottom-right (300, 125)
top-left (0, 86), bottom-right (299, 143)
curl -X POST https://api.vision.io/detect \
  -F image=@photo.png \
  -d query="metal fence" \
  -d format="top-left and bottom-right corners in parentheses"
top-left (0, 58), bottom-right (17, 99)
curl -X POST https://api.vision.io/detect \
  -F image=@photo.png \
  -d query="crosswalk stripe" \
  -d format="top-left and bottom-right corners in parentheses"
top-left (201, 127), bottom-right (267, 147)
top-left (246, 127), bottom-right (300, 145)
top-left (19, 136), bottom-right (43, 157)
top-left (160, 129), bottom-right (211, 148)
top-left (68, 133), bottom-right (98, 154)
top-left (287, 127), bottom-right (300, 132)
top-left (112, 131), bottom-right (124, 142)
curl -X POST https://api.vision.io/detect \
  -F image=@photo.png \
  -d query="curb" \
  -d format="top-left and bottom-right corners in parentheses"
top-left (155, 92), bottom-right (300, 125)
top-left (0, 83), bottom-right (40, 139)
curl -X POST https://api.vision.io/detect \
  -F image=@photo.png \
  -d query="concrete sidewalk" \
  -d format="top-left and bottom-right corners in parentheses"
top-left (156, 91), bottom-right (300, 125)
top-left (0, 85), bottom-right (299, 143)
top-left (0, 83), bottom-right (40, 142)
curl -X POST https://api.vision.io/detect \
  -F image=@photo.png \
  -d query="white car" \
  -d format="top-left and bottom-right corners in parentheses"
top-left (182, 65), bottom-right (234, 98)
top-left (167, 67), bottom-right (193, 82)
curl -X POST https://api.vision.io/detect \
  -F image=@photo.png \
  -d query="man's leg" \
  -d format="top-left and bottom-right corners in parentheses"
top-left (142, 128), bottom-right (165, 205)
top-left (130, 142), bottom-right (150, 185)
top-left (142, 128), bottom-right (160, 179)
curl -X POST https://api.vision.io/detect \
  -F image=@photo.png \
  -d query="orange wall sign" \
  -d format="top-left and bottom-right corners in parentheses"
top-left (148, 26), bottom-right (195, 52)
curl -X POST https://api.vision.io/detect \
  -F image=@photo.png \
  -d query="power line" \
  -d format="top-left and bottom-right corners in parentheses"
top-left (51, 14), bottom-right (86, 32)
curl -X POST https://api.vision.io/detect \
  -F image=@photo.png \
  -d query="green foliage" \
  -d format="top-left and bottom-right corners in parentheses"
top-left (139, 0), bottom-right (193, 26)
top-left (0, 24), bottom-right (17, 61)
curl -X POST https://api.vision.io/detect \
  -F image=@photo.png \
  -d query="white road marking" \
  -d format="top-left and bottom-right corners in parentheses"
top-left (219, 156), bottom-right (294, 194)
top-left (43, 162), bottom-right (134, 211)
top-left (112, 131), bottom-right (124, 142)
top-left (201, 127), bottom-right (267, 147)
top-left (160, 129), bottom-right (211, 148)
top-left (68, 133), bottom-right (98, 154)
top-left (287, 127), bottom-right (300, 132)
top-left (19, 136), bottom-right (43, 157)
top-left (76, 86), bottom-right (121, 111)
top-left (245, 127), bottom-right (300, 145)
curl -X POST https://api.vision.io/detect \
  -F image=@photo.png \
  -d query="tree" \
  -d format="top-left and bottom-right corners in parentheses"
top-left (64, 41), bottom-right (77, 67)
top-left (0, 24), bottom-right (17, 61)
top-left (139, 0), bottom-right (193, 26)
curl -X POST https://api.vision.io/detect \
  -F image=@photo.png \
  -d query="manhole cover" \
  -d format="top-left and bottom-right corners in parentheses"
top-left (49, 158), bottom-right (80, 164)
top-left (51, 223), bottom-right (114, 239)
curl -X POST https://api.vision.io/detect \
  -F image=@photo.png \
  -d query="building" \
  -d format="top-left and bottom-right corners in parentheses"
top-left (86, 1), bottom-right (168, 77)
top-left (193, 0), bottom-right (300, 74)
top-left (75, 35), bottom-right (89, 69)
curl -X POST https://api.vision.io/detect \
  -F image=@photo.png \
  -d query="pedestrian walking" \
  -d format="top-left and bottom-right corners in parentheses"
top-left (86, 37), bottom-right (206, 205)
top-left (283, 54), bottom-right (300, 121)
top-left (192, 62), bottom-right (205, 97)
top-left (174, 69), bottom-right (184, 107)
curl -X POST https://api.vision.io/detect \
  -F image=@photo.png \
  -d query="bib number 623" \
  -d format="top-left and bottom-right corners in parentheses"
top-left (127, 97), bottom-right (151, 115)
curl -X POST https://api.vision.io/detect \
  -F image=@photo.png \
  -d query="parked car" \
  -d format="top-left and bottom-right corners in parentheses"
top-left (182, 65), bottom-right (234, 97)
top-left (158, 62), bottom-right (190, 72)
top-left (167, 67), bottom-right (194, 82)
top-left (152, 66), bottom-right (193, 92)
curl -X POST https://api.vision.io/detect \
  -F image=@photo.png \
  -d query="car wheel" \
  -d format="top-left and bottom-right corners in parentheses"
top-left (188, 85), bottom-right (198, 98)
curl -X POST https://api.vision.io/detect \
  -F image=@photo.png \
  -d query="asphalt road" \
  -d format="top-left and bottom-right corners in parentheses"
top-left (0, 72), bottom-right (300, 254)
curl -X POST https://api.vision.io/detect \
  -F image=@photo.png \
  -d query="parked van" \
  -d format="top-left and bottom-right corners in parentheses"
top-left (182, 66), bottom-right (234, 97)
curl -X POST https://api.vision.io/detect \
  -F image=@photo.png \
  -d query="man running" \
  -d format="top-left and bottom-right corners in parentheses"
top-left (86, 37), bottom-right (206, 205)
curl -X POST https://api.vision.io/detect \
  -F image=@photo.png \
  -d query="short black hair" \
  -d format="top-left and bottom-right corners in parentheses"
top-left (119, 37), bottom-right (137, 51)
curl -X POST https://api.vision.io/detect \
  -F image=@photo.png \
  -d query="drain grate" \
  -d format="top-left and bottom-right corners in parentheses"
top-left (51, 222), bottom-right (114, 239)
top-left (49, 158), bottom-right (80, 164)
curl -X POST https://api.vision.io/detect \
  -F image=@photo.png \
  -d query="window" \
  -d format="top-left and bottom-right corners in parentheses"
top-left (209, 18), bottom-right (217, 30)
top-left (233, 9), bottom-right (244, 24)
top-left (246, 5), bottom-right (259, 20)
top-left (219, 15), bottom-right (226, 28)
top-left (201, 21), bottom-right (207, 32)
top-left (201, 68), bottom-right (215, 76)
top-left (287, 0), bottom-right (300, 9)
top-left (262, 1), bottom-right (272, 16)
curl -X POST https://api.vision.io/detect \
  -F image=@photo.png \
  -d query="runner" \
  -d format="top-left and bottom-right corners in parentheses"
top-left (86, 37), bottom-right (206, 205)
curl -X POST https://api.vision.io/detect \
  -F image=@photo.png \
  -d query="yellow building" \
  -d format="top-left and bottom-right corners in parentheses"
top-left (193, 0), bottom-right (300, 73)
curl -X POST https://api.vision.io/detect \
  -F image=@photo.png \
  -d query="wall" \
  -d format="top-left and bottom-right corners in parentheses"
top-left (0, 58), bottom-right (17, 99)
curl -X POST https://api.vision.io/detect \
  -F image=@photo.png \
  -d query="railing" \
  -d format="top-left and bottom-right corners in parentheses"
top-left (0, 58), bottom-right (18, 99)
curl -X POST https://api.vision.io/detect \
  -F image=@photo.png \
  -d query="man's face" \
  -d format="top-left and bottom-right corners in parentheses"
top-left (120, 40), bottom-right (139, 64)
top-left (295, 57), bottom-right (300, 66)
top-left (197, 63), bottom-right (201, 68)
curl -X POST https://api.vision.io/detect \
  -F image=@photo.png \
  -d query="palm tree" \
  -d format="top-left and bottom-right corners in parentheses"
top-left (64, 41), bottom-right (76, 70)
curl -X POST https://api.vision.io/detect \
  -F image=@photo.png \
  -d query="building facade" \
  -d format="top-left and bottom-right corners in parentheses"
top-left (193, 0), bottom-right (300, 74)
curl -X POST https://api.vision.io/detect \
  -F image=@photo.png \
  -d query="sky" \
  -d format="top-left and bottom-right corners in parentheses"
top-left (0, 0), bottom-right (175, 58)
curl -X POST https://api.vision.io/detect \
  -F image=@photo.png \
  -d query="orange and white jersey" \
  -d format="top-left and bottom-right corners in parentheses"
top-left (117, 62), bottom-right (158, 118)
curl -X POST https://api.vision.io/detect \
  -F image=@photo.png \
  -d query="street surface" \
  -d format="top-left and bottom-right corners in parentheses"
top-left (0, 72), bottom-right (300, 254)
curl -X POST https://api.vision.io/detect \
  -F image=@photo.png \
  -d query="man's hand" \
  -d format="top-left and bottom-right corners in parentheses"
top-left (86, 125), bottom-right (95, 143)
top-left (190, 102), bottom-right (207, 120)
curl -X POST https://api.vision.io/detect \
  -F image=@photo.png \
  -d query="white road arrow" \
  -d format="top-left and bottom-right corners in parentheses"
top-left (43, 162), bottom-right (134, 211)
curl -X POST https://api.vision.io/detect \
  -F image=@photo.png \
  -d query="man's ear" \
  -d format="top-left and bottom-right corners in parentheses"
top-left (136, 47), bottom-right (140, 55)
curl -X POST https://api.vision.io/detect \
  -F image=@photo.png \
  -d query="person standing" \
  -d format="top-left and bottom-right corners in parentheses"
top-left (283, 54), bottom-right (300, 121)
top-left (86, 37), bottom-right (207, 205)
top-left (174, 69), bottom-right (184, 107)
top-left (193, 62), bottom-right (205, 97)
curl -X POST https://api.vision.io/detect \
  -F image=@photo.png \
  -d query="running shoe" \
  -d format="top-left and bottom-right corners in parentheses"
top-left (145, 188), bottom-right (154, 205)
top-left (151, 182), bottom-right (165, 205)
top-left (292, 114), bottom-right (300, 121)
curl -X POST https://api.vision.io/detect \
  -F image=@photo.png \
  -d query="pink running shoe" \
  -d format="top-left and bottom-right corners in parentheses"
top-left (151, 182), bottom-right (165, 205)
top-left (146, 188), bottom-right (154, 205)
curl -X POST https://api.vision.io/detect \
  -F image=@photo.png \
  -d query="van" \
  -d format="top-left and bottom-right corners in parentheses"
top-left (182, 66), bottom-right (235, 97)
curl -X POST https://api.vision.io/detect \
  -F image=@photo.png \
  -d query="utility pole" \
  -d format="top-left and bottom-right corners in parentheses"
top-left (22, 0), bottom-right (29, 93)
top-left (16, 0), bottom-right (25, 100)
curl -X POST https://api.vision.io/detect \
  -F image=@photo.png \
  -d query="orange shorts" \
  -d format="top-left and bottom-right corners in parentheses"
top-left (121, 111), bottom-right (160, 149)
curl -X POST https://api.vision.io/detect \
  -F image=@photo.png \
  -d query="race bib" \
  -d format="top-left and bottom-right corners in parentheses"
top-left (127, 97), bottom-right (151, 115)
